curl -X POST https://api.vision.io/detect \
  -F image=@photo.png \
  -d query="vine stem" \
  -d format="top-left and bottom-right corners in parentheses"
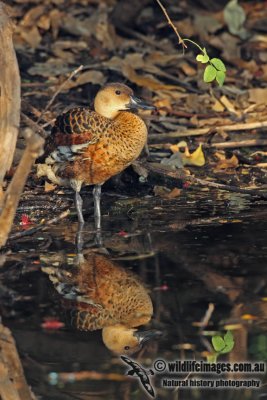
top-left (183, 38), bottom-right (204, 53)
top-left (155, 0), bottom-right (187, 49)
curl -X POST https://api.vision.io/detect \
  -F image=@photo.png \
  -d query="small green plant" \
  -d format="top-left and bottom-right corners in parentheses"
top-left (183, 40), bottom-right (226, 87)
top-left (207, 330), bottom-right (235, 362)
top-left (156, 0), bottom-right (227, 87)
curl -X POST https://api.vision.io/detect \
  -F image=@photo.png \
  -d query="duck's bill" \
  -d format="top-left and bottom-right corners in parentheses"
top-left (127, 95), bottom-right (155, 110)
top-left (134, 329), bottom-right (163, 345)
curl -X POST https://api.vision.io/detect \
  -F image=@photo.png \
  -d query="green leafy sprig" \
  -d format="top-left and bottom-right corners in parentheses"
top-left (183, 39), bottom-right (227, 87)
top-left (207, 330), bottom-right (235, 362)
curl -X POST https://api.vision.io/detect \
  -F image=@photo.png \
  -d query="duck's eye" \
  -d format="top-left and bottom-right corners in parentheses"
top-left (124, 346), bottom-right (130, 350)
top-left (115, 90), bottom-right (121, 95)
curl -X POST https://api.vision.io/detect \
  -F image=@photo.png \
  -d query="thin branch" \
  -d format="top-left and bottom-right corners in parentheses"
top-left (155, 0), bottom-right (187, 48)
top-left (21, 112), bottom-right (47, 138)
top-left (209, 139), bottom-right (267, 149)
top-left (119, 26), bottom-right (170, 52)
top-left (36, 64), bottom-right (83, 124)
top-left (149, 120), bottom-right (267, 140)
top-left (8, 208), bottom-right (70, 241)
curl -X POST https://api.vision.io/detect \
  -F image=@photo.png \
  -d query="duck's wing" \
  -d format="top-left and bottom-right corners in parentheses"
top-left (38, 108), bottom-right (111, 163)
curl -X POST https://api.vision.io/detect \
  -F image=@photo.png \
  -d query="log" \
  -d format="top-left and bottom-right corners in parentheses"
top-left (0, 130), bottom-right (44, 247)
top-left (0, 324), bottom-right (36, 400)
top-left (0, 2), bottom-right (20, 185)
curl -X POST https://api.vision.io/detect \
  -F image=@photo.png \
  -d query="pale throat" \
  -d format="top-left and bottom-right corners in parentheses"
top-left (94, 101), bottom-right (123, 120)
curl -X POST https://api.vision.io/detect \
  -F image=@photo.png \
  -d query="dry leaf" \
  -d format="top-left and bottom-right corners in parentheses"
top-left (182, 144), bottom-right (205, 167)
top-left (153, 98), bottom-right (172, 114)
top-left (45, 182), bottom-right (56, 192)
top-left (170, 142), bottom-right (205, 167)
top-left (122, 65), bottom-right (178, 91)
top-left (179, 61), bottom-right (197, 77)
top-left (28, 58), bottom-right (70, 77)
top-left (166, 188), bottom-right (182, 199)
top-left (37, 14), bottom-right (51, 30)
top-left (220, 95), bottom-right (238, 114)
top-left (215, 154), bottom-right (239, 169)
top-left (63, 71), bottom-right (106, 90)
top-left (212, 98), bottom-right (225, 112)
top-left (248, 88), bottom-right (267, 105)
top-left (174, 18), bottom-right (196, 37)
top-left (20, 26), bottom-right (42, 48)
top-left (20, 5), bottom-right (46, 27)
top-left (153, 186), bottom-right (181, 199)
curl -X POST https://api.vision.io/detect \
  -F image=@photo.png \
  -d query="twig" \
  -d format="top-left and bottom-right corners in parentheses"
top-left (155, 0), bottom-right (186, 48)
top-left (21, 112), bottom-right (47, 139)
top-left (199, 303), bottom-right (215, 329)
top-left (209, 139), bottom-right (267, 149)
top-left (8, 209), bottom-right (70, 241)
top-left (36, 64), bottom-right (83, 124)
top-left (149, 120), bottom-right (267, 140)
top-left (119, 26), bottom-right (170, 52)
top-left (191, 176), bottom-right (267, 199)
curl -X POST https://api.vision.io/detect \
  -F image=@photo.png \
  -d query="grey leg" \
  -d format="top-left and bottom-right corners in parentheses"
top-left (75, 222), bottom-right (84, 254)
top-left (93, 184), bottom-right (103, 247)
top-left (93, 184), bottom-right (102, 231)
top-left (74, 190), bottom-right (84, 224)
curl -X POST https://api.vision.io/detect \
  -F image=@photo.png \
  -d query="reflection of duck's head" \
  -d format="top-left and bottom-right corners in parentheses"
top-left (42, 250), bottom-right (160, 354)
top-left (102, 325), bottom-right (161, 355)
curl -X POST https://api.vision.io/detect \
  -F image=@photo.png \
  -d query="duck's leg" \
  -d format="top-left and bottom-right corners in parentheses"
top-left (93, 184), bottom-right (103, 247)
top-left (75, 221), bottom-right (84, 254)
top-left (93, 184), bottom-right (102, 231)
top-left (74, 190), bottom-right (84, 224)
top-left (71, 180), bottom-right (85, 253)
top-left (74, 191), bottom-right (84, 253)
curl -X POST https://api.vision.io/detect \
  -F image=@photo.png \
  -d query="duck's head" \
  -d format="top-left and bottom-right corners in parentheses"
top-left (94, 82), bottom-right (155, 119)
top-left (102, 324), bottom-right (162, 355)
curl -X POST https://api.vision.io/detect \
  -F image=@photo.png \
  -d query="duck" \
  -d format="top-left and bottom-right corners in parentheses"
top-left (37, 83), bottom-right (155, 230)
top-left (41, 250), bottom-right (161, 354)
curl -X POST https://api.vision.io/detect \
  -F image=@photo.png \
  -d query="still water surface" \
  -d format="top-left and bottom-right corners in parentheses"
top-left (1, 190), bottom-right (267, 399)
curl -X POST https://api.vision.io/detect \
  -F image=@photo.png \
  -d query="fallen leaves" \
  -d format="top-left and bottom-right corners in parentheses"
top-left (214, 154), bottom-right (239, 170)
top-left (63, 70), bottom-right (106, 90)
top-left (170, 141), bottom-right (205, 167)
top-left (153, 186), bottom-right (181, 198)
top-left (248, 88), bottom-right (267, 105)
top-left (10, 0), bottom-right (267, 196)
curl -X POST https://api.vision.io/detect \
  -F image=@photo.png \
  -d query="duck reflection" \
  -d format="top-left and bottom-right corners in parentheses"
top-left (41, 249), bottom-right (160, 354)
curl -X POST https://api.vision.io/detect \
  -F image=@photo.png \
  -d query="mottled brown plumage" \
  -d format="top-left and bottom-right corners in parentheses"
top-left (42, 250), bottom-right (156, 354)
top-left (37, 83), bottom-right (154, 225)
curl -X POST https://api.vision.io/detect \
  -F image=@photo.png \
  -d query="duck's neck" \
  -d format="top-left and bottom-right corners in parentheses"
top-left (94, 102), bottom-right (120, 119)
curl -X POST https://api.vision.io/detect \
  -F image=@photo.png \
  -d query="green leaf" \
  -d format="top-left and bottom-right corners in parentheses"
top-left (216, 71), bottom-right (225, 86)
top-left (223, 0), bottom-right (249, 39)
top-left (220, 331), bottom-right (234, 353)
top-left (220, 341), bottom-right (235, 354)
top-left (203, 65), bottom-right (217, 83)
top-left (224, 330), bottom-right (234, 345)
top-left (210, 58), bottom-right (226, 72)
top-left (196, 53), bottom-right (209, 63)
top-left (212, 336), bottom-right (225, 352)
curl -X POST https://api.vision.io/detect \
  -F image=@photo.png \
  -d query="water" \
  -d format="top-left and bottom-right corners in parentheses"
top-left (1, 189), bottom-right (267, 399)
